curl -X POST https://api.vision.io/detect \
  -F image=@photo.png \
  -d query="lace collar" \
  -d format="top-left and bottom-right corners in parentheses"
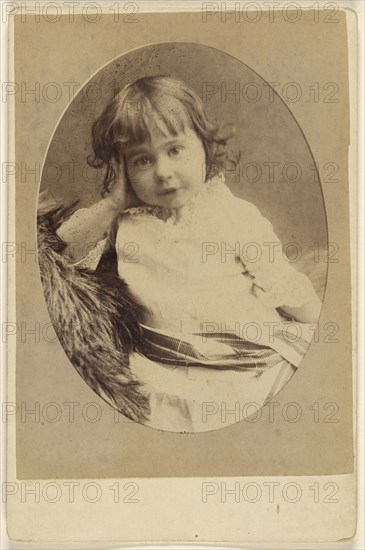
top-left (122, 173), bottom-right (224, 224)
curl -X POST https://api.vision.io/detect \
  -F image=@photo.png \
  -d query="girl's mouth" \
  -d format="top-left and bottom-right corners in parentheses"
top-left (159, 187), bottom-right (179, 196)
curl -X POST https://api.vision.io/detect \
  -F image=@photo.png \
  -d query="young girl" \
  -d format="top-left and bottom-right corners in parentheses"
top-left (57, 75), bottom-right (322, 432)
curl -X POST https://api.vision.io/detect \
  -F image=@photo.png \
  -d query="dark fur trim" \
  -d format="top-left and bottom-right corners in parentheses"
top-left (37, 197), bottom-right (150, 422)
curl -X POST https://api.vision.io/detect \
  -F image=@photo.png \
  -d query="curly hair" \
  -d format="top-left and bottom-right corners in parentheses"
top-left (87, 75), bottom-right (235, 197)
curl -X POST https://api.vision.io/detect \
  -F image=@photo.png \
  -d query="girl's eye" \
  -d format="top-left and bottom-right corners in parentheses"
top-left (169, 146), bottom-right (183, 156)
top-left (135, 156), bottom-right (152, 168)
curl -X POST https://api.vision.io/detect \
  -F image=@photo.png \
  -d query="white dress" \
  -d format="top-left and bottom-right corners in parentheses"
top-left (104, 174), bottom-right (319, 432)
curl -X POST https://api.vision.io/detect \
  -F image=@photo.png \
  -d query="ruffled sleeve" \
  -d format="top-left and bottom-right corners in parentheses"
top-left (236, 201), bottom-right (319, 309)
top-left (60, 208), bottom-right (122, 273)
top-left (71, 237), bottom-right (108, 271)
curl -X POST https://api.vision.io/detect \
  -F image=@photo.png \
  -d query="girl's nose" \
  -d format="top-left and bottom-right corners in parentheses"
top-left (155, 154), bottom-right (172, 182)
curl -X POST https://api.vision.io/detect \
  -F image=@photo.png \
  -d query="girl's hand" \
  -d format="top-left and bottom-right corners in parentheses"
top-left (107, 156), bottom-right (140, 212)
top-left (56, 156), bottom-right (141, 262)
top-left (280, 300), bottom-right (322, 324)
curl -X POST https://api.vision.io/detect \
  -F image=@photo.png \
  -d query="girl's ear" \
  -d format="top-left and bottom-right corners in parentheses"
top-left (110, 154), bottom-right (127, 185)
top-left (110, 154), bottom-right (120, 177)
top-left (203, 144), bottom-right (214, 182)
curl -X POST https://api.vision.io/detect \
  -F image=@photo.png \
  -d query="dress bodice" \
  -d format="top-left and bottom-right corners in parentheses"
top-left (114, 175), bottom-right (317, 337)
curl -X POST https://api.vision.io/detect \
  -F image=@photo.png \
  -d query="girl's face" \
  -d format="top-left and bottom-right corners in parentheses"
top-left (123, 123), bottom-right (207, 209)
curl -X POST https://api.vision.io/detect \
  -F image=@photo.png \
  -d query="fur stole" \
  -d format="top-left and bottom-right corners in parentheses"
top-left (36, 197), bottom-right (150, 423)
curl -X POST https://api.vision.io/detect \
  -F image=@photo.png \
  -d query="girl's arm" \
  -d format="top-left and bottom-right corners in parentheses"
top-left (237, 202), bottom-right (322, 324)
top-left (253, 280), bottom-right (322, 324)
top-left (56, 157), bottom-right (136, 262)
top-left (279, 301), bottom-right (322, 324)
top-left (56, 197), bottom-right (123, 262)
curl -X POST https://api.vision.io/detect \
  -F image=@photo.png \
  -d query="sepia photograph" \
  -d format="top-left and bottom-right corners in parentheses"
top-left (3, 1), bottom-right (361, 546)
top-left (38, 42), bottom-right (327, 432)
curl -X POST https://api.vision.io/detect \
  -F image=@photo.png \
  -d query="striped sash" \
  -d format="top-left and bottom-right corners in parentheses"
top-left (139, 323), bottom-right (312, 372)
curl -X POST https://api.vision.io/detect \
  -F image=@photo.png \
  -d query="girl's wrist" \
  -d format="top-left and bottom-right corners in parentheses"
top-left (102, 194), bottom-right (126, 213)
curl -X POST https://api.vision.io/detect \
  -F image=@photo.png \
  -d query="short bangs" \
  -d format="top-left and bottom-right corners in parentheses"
top-left (112, 93), bottom-right (194, 148)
